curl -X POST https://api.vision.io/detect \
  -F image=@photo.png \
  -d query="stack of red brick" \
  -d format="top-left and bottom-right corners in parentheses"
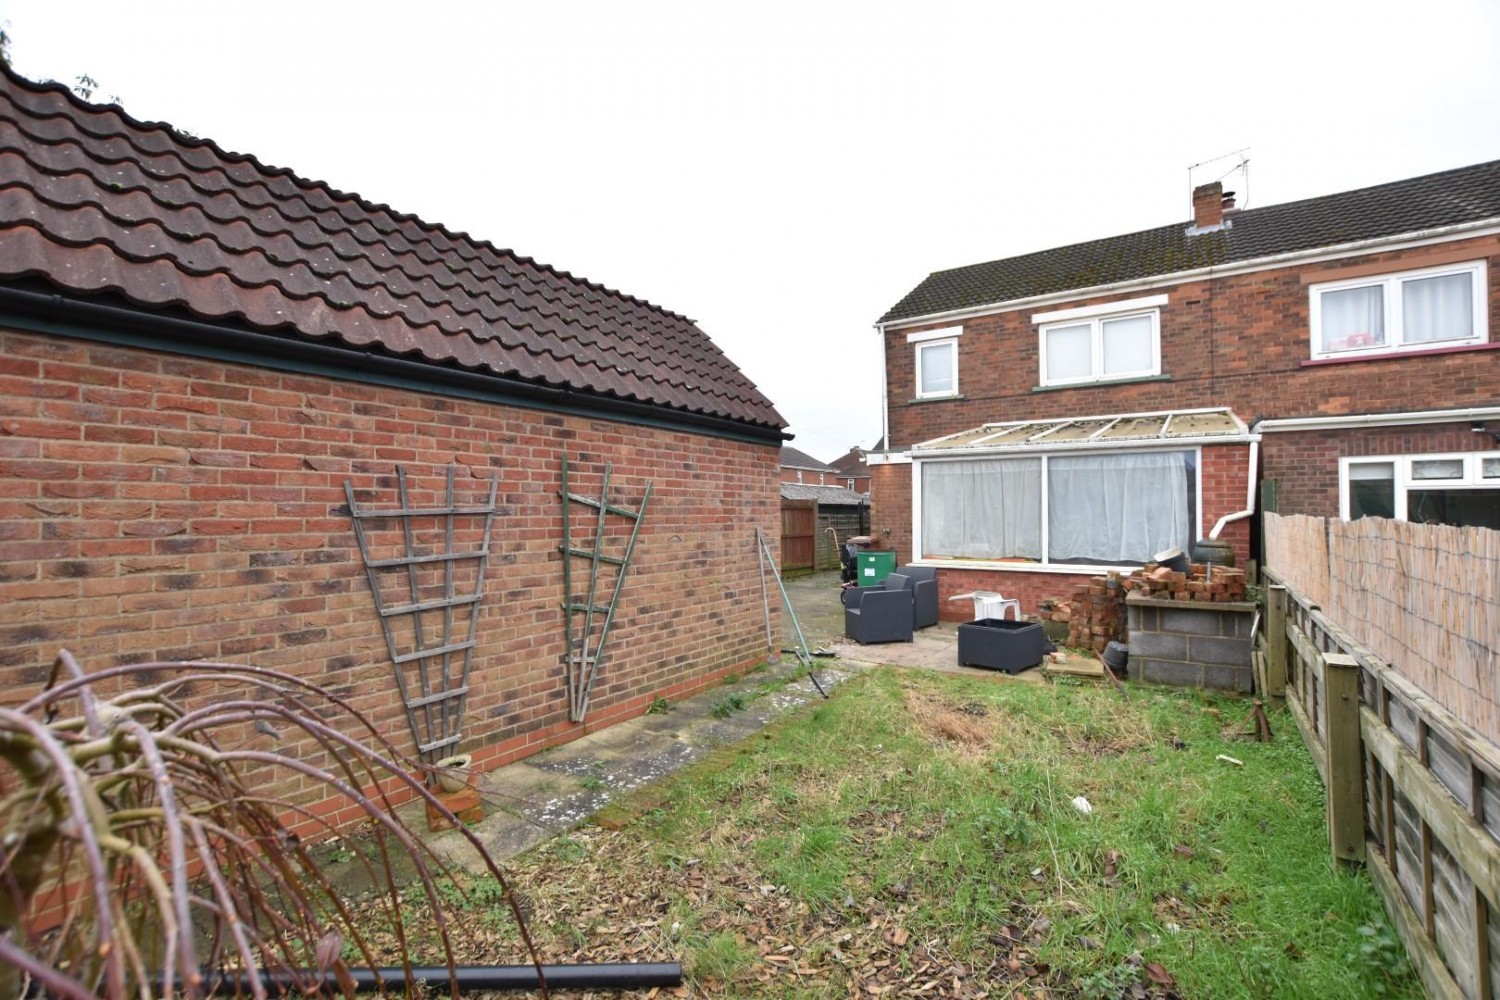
top-left (1048, 572), bottom-right (1128, 653)
top-left (1128, 562), bottom-right (1248, 602)
top-left (1043, 563), bottom-right (1249, 653)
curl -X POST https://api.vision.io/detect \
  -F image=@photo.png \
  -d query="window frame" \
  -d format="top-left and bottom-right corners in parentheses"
top-left (908, 325), bottom-right (963, 399)
top-left (1033, 296), bottom-right (1165, 387)
top-left (913, 445), bottom-right (1202, 572)
top-left (1339, 451), bottom-right (1500, 521)
top-left (1309, 260), bottom-right (1488, 361)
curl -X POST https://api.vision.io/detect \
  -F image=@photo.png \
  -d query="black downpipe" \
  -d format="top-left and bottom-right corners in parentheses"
top-left (0, 286), bottom-right (788, 445)
top-left (198, 962), bottom-right (684, 993)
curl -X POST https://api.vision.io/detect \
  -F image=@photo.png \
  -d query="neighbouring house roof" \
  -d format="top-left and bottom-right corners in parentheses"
top-left (779, 483), bottom-right (867, 505)
top-left (914, 408), bottom-right (1251, 455)
top-left (828, 446), bottom-right (870, 477)
top-left (882, 159), bottom-right (1500, 324)
top-left (779, 445), bottom-right (837, 472)
top-left (0, 67), bottom-right (785, 435)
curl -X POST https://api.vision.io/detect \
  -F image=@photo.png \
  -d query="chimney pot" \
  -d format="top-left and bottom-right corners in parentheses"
top-left (1192, 181), bottom-right (1224, 229)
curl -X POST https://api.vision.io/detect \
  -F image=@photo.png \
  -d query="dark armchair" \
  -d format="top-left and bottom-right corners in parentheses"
top-left (891, 565), bottom-right (938, 629)
top-left (842, 576), bottom-right (914, 644)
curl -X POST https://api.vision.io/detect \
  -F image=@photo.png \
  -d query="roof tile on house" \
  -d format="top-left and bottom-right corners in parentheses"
top-left (828, 446), bottom-right (870, 476)
top-left (779, 483), bottom-right (866, 505)
top-left (0, 68), bottom-right (785, 432)
top-left (882, 159), bottom-right (1500, 323)
top-left (778, 445), bottom-right (836, 472)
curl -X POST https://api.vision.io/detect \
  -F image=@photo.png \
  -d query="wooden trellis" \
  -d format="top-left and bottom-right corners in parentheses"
top-left (345, 465), bottom-right (499, 766)
top-left (559, 454), bottom-right (651, 723)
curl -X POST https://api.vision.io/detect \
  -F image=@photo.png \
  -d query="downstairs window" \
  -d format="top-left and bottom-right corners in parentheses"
top-left (1342, 452), bottom-right (1500, 529)
top-left (920, 449), bottom-right (1197, 566)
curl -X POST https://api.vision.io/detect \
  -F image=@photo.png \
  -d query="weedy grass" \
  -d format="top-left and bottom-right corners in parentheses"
top-left (496, 668), bottom-right (1419, 997)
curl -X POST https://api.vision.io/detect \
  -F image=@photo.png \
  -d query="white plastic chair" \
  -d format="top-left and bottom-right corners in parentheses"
top-left (948, 590), bottom-right (1021, 621)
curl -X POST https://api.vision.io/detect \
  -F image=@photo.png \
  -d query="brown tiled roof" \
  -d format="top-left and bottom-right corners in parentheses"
top-left (779, 445), bottom-right (836, 472)
top-left (828, 446), bottom-right (869, 476)
top-left (882, 158), bottom-right (1500, 323)
top-left (0, 67), bottom-right (785, 433)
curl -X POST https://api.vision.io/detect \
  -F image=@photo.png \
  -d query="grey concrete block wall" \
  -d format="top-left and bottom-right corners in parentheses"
top-left (1125, 595), bottom-right (1255, 693)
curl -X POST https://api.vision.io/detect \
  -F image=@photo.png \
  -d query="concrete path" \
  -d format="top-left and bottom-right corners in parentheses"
top-left (422, 571), bottom-right (1070, 871)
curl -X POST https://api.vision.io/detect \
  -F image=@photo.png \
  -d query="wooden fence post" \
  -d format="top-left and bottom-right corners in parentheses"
top-left (1322, 651), bottom-right (1366, 864)
top-left (1264, 584), bottom-right (1288, 698)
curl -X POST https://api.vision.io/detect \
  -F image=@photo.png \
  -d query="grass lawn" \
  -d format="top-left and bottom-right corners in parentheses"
top-left (419, 668), bottom-right (1419, 998)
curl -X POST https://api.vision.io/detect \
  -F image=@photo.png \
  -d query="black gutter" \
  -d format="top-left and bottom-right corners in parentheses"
top-left (0, 286), bottom-right (790, 446)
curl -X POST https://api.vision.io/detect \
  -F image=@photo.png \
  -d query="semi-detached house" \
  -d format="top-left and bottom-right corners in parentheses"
top-left (872, 160), bottom-right (1500, 620)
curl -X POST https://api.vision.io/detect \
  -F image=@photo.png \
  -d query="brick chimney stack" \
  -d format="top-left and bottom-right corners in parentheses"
top-left (1192, 181), bottom-right (1224, 229)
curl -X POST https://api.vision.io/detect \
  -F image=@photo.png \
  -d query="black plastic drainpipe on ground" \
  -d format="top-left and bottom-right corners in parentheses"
top-left (117, 963), bottom-right (684, 996)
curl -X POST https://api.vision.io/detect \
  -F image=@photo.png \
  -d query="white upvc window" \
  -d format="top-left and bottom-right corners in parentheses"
top-left (915, 447), bottom-right (1199, 568)
top-left (1340, 452), bottom-right (1500, 528)
top-left (908, 325), bottom-right (962, 399)
top-left (1033, 295), bottom-right (1166, 387)
top-left (1310, 260), bottom-right (1488, 359)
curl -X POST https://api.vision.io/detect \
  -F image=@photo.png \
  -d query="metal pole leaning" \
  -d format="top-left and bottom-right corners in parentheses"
top-left (756, 528), bottom-right (827, 698)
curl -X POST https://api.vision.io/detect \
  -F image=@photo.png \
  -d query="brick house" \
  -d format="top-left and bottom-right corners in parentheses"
top-left (873, 160), bottom-right (1500, 620)
top-left (0, 69), bottom-right (787, 786)
top-left (778, 445), bottom-right (840, 485)
top-left (828, 444), bottom-right (873, 495)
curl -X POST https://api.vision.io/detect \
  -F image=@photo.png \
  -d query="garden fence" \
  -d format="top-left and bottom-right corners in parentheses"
top-left (1263, 514), bottom-right (1500, 741)
top-left (1261, 513), bottom-right (1500, 1000)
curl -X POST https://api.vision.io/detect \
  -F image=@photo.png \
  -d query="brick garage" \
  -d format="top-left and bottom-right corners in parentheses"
top-left (0, 69), bottom-right (787, 802)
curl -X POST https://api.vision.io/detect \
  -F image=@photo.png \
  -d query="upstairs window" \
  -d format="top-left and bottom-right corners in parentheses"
top-left (908, 326), bottom-right (962, 399)
top-left (1311, 261), bottom-right (1487, 359)
top-left (1034, 295), bottom-right (1165, 386)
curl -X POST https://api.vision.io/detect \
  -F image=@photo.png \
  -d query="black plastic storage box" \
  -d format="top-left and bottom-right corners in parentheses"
top-left (957, 618), bottom-right (1045, 673)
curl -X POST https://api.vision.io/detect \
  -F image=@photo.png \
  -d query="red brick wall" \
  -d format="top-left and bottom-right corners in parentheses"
top-left (932, 567), bottom-right (1097, 622)
top-left (867, 463), bottom-right (912, 564)
top-left (779, 468), bottom-right (831, 485)
top-left (883, 234), bottom-right (1500, 451)
top-left (1198, 443), bottom-right (1253, 560)
top-left (0, 328), bottom-right (780, 789)
top-left (1262, 422), bottom-right (1498, 516)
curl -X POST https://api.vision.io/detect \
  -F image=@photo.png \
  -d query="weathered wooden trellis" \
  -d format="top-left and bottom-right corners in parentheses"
top-left (345, 466), bottom-right (500, 766)
top-left (559, 454), bottom-right (651, 723)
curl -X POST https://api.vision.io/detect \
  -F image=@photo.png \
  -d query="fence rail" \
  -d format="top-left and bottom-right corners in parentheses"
top-left (1263, 515), bottom-right (1500, 1000)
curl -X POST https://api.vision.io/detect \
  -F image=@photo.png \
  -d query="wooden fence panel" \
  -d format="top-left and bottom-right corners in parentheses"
top-left (1266, 569), bottom-right (1500, 1000)
top-left (779, 500), bottom-right (815, 574)
top-left (1264, 514), bottom-right (1500, 744)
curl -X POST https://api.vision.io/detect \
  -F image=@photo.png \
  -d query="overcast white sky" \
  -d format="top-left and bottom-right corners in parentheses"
top-left (6, 1), bottom-right (1500, 461)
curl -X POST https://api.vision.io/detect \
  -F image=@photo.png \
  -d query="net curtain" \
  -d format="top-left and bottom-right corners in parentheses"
top-left (1047, 451), bottom-right (1190, 562)
top-left (921, 451), bottom-right (1190, 563)
top-left (921, 458), bottom-right (1042, 559)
